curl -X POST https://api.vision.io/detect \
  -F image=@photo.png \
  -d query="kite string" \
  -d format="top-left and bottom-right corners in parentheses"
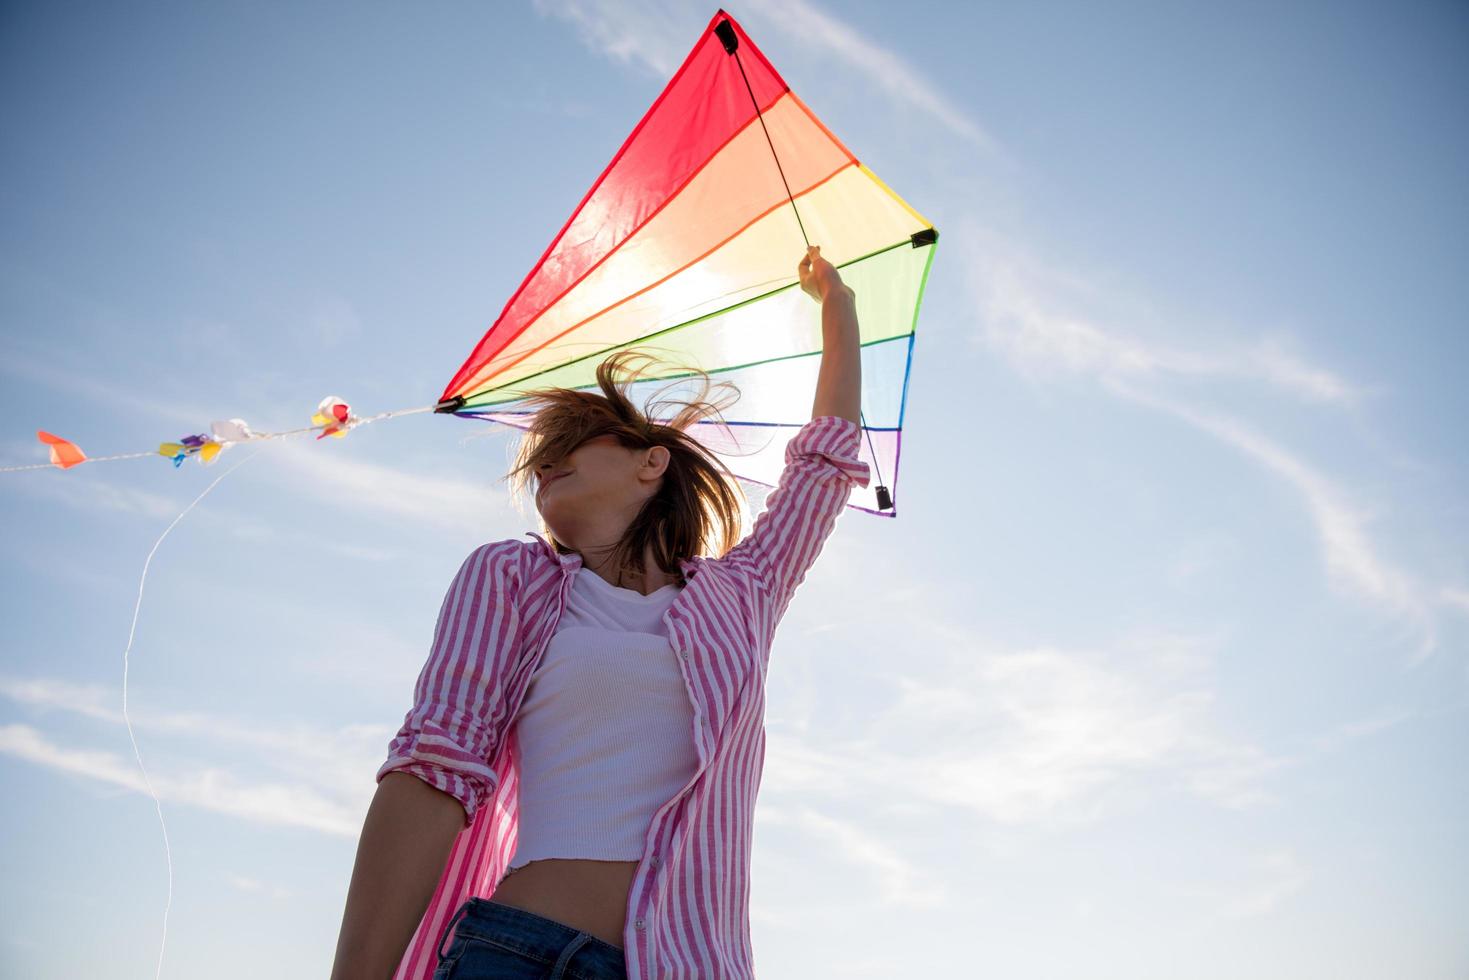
top-left (119, 442), bottom-right (268, 980)
top-left (727, 43), bottom-right (890, 500)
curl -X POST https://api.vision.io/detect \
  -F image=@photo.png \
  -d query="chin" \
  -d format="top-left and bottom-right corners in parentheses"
top-left (537, 493), bottom-right (591, 544)
top-left (537, 508), bottom-right (571, 543)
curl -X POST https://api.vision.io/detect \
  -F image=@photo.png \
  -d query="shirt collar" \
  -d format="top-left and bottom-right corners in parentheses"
top-left (524, 531), bottom-right (703, 577)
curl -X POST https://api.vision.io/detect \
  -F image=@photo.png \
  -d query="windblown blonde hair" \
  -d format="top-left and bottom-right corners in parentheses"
top-left (504, 349), bottom-right (746, 588)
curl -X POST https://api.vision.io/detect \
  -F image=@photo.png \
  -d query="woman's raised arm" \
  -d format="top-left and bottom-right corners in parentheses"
top-left (802, 245), bottom-right (861, 425)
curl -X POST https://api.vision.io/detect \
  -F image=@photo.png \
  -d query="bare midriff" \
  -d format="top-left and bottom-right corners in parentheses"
top-left (487, 858), bottom-right (642, 950)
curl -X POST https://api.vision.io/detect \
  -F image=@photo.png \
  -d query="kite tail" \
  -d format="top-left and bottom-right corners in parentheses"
top-left (4, 402), bottom-right (439, 474)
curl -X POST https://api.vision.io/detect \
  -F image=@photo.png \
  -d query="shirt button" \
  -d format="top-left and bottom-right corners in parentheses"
top-left (650, 856), bottom-right (660, 867)
top-left (680, 652), bottom-right (688, 660)
top-left (635, 918), bottom-right (645, 929)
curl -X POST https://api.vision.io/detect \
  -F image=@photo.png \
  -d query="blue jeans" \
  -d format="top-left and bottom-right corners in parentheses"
top-left (432, 898), bottom-right (629, 980)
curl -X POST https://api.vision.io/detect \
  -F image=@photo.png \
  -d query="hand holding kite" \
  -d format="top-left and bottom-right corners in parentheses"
top-left (798, 245), bottom-right (849, 304)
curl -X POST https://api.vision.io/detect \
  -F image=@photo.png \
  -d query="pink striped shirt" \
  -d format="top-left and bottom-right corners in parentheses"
top-left (376, 415), bottom-right (870, 979)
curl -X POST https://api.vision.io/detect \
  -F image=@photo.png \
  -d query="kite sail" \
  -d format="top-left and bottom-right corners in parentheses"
top-left (434, 8), bottom-right (937, 516)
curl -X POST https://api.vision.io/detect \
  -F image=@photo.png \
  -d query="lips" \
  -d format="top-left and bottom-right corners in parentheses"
top-left (538, 471), bottom-right (570, 495)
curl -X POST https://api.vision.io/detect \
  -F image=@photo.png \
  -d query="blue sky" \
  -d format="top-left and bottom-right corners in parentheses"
top-left (2, 1), bottom-right (1466, 977)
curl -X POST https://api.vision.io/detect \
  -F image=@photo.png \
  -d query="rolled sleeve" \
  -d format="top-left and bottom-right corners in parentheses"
top-left (375, 542), bottom-right (519, 826)
top-left (727, 416), bottom-right (870, 625)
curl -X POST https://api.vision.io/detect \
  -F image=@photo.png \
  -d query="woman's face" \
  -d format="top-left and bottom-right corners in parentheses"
top-left (534, 433), bottom-right (669, 542)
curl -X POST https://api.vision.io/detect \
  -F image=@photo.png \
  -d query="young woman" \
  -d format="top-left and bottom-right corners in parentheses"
top-left (331, 246), bottom-right (868, 980)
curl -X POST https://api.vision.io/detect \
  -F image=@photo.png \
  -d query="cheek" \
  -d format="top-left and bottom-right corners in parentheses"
top-left (571, 454), bottom-right (619, 491)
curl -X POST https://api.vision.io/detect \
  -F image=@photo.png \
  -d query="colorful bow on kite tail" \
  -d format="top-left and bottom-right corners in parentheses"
top-left (432, 8), bottom-right (936, 517)
top-left (156, 421), bottom-right (247, 469)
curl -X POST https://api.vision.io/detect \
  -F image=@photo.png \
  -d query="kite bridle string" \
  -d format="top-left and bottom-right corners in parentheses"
top-left (723, 24), bottom-right (891, 506)
top-left (729, 54), bottom-right (812, 251)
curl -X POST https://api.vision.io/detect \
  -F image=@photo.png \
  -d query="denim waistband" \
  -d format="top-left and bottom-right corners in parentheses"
top-left (438, 897), bottom-right (627, 977)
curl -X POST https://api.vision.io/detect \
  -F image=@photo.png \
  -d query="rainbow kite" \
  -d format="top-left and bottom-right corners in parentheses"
top-left (433, 9), bottom-right (937, 516)
top-left (16, 9), bottom-right (936, 520)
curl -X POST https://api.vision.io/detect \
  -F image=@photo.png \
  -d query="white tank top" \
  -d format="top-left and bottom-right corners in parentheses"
top-left (506, 566), bottom-right (700, 871)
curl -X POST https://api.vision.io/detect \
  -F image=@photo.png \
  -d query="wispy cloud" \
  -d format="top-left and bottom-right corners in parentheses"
top-left (530, 0), bottom-right (691, 77)
top-left (1, 674), bottom-right (394, 824)
top-left (739, 0), bottom-right (998, 151)
top-left (763, 628), bottom-right (1288, 828)
top-left (532, 0), bottom-right (999, 151)
top-left (0, 722), bottom-right (364, 837)
top-left (758, 803), bottom-right (947, 909)
top-left (964, 226), bottom-right (1364, 405)
top-left (958, 224), bottom-right (1451, 652)
top-left (268, 439), bottom-right (503, 534)
top-left (1113, 380), bottom-right (1437, 654)
top-left (893, 645), bottom-right (1277, 820)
